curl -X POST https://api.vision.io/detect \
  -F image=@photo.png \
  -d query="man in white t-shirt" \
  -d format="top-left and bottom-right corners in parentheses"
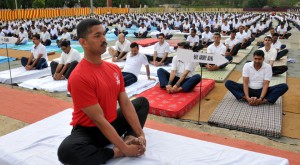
top-left (122, 42), bottom-right (155, 87)
top-left (225, 50), bottom-right (288, 105)
top-left (159, 23), bottom-right (173, 39)
top-left (225, 30), bottom-right (241, 56)
top-left (50, 25), bottom-right (58, 40)
top-left (114, 21), bottom-right (128, 37)
top-left (21, 34), bottom-right (48, 70)
top-left (146, 33), bottom-right (172, 66)
top-left (50, 40), bottom-right (82, 80)
top-left (40, 26), bottom-right (51, 46)
top-left (109, 33), bottom-right (131, 62)
top-left (277, 22), bottom-right (291, 39)
top-left (133, 23), bottom-right (148, 38)
top-left (57, 27), bottom-right (71, 47)
top-left (15, 27), bottom-right (28, 45)
top-left (157, 42), bottom-right (201, 94)
top-left (271, 33), bottom-right (288, 60)
top-left (200, 26), bottom-right (214, 48)
top-left (201, 33), bottom-right (232, 71)
top-left (186, 28), bottom-right (201, 52)
top-left (259, 36), bottom-right (288, 75)
top-left (221, 21), bottom-right (230, 36)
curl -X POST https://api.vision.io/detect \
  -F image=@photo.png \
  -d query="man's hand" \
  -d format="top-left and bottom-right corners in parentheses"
top-left (166, 84), bottom-right (173, 94)
top-left (53, 73), bottom-right (63, 80)
top-left (148, 77), bottom-right (156, 81)
top-left (25, 65), bottom-right (33, 71)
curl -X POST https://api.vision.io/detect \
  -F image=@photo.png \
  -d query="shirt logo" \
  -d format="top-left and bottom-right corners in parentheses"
top-left (114, 72), bottom-right (120, 85)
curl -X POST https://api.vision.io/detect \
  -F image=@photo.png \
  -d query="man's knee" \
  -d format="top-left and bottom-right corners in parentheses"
top-left (225, 80), bottom-right (234, 89)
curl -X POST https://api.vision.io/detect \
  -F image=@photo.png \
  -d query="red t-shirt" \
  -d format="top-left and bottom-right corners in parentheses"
top-left (68, 59), bottom-right (125, 127)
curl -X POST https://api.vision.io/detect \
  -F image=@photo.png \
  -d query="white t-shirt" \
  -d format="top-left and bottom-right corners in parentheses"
top-left (138, 26), bottom-right (147, 34)
top-left (115, 39), bottom-right (131, 52)
top-left (59, 48), bottom-right (82, 64)
top-left (19, 31), bottom-right (28, 40)
top-left (243, 61), bottom-right (272, 89)
top-left (122, 53), bottom-right (149, 77)
top-left (40, 31), bottom-right (51, 42)
top-left (183, 23), bottom-right (190, 30)
top-left (207, 43), bottom-right (226, 55)
top-left (186, 35), bottom-right (200, 47)
top-left (259, 47), bottom-right (277, 64)
top-left (61, 32), bottom-right (71, 40)
top-left (160, 27), bottom-right (170, 35)
top-left (276, 26), bottom-right (287, 35)
top-left (171, 55), bottom-right (195, 78)
top-left (50, 28), bottom-right (58, 36)
top-left (225, 38), bottom-right (239, 49)
top-left (201, 32), bottom-right (213, 42)
top-left (236, 32), bottom-right (248, 43)
top-left (221, 24), bottom-right (230, 31)
top-left (31, 43), bottom-right (48, 61)
top-left (154, 41), bottom-right (170, 58)
top-left (117, 24), bottom-right (126, 32)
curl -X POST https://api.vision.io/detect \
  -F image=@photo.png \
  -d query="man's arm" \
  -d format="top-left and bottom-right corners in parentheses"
top-left (145, 65), bottom-right (155, 80)
top-left (174, 70), bottom-right (189, 87)
top-left (256, 80), bottom-right (270, 105)
top-left (243, 76), bottom-right (252, 104)
top-left (159, 52), bottom-right (168, 64)
top-left (269, 60), bottom-right (274, 67)
top-left (82, 103), bottom-right (142, 157)
top-left (26, 53), bottom-right (34, 66)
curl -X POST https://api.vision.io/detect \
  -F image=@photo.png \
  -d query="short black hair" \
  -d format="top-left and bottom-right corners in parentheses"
top-left (191, 28), bottom-right (197, 33)
top-left (253, 50), bottom-right (264, 58)
top-left (157, 33), bottom-right (165, 38)
top-left (177, 42), bottom-right (190, 49)
top-left (20, 27), bottom-right (24, 31)
top-left (32, 34), bottom-right (40, 40)
top-left (77, 19), bottom-right (101, 39)
top-left (273, 33), bottom-right (279, 37)
top-left (61, 40), bottom-right (71, 47)
top-left (231, 30), bottom-right (237, 34)
top-left (214, 32), bottom-right (221, 37)
top-left (130, 42), bottom-right (139, 49)
top-left (264, 36), bottom-right (272, 40)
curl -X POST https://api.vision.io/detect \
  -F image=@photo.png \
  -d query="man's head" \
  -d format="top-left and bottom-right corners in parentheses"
top-left (253, 50), bottom-right (264, 67)
top-left (20, 27), bottom-right (24, 33)
top-left (60, 40), bottom-right (71, 54)
top-left (263, 36), bottom-right (272, 46)
top-left (62, 27), bottom-right (68, 33)
top-left (177, 41), bottom-right (190, 49)
top-left (77, 19), bottom-right (107, 55)
top-left (190, 28), bottom-right (196, 37)
top-left (32, 34), bottom-right (41, 45)
top-left (239, 25), bottom-right (244, 33)
top-left (280, 22), bottom-right (284, 28)
top-left (272, 33), bottom-right (279, 43)
top-left (42, 26), bottom-right (47, 32)
top-left (118, 33), bottom-right (125, 43)
top-left (130, 42), bottom-right (139, 56)
top-left (269, 27), bottom-right (275, 35)
top-left (157, 33), bottom-right (165, 44)
top-left (213, 33), bottom-right (221, 43)
top-left (230, 30), bottom-right (236, 39)
top-left (205, 26), bottom-right (210, 32)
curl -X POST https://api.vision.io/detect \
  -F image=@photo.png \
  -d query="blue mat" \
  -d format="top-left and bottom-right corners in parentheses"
top-left (0, 56), bottom-right (16, 64)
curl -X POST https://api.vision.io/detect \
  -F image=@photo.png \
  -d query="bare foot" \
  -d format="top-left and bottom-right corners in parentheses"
top-left (113, 146), bottom-right (125, 158)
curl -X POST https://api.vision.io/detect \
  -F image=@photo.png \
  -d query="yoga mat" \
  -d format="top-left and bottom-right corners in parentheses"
top-left (195, 64), bottom-right (236, 83)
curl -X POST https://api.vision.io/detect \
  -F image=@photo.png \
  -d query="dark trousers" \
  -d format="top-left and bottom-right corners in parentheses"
top-left (21, 57), bottom-right (48, 70)
top-left (227, 43), bottom-right (241, 56)
top-left (276, 49), bottom-right (288, 60)
top-left (122, 72), bottom-right (137, 87)
top-left (42, 39), bottom-right (51, 46)
top-left (57, 97), bottom-right (149, 165)
top-left (225, 80), bottom-right (288, 104)
top-left (50, 61), bottom-right (78, 79)
top-left (272, 66), bottom-right (288, 75)
top-left (134, 31), bottom-right (148, 38)
top-left (157, 68), bottom-right (201, 92)
top-left (145, 55), bottom-right (173, 65)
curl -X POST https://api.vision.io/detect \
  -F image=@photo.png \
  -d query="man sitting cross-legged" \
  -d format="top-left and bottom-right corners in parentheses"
top-left (50, 40), bottom-right (82, 80)
top-left (157, 42), bottom-right (201, 94)
top-left (122, 42), bottom-right (155, 87)
top-left (225, 50), bottom-right (288, 106)
top-left (21, 34), bottom-right (48, 70)
top-left (109, 33), bottom-right (131, 62)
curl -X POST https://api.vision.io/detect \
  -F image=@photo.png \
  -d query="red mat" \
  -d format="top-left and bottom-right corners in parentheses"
top-left (135, 38), bottom-right (158, 47)
top-left (0, 86), bottom-right (72, 123)
top-left (167, 39), bottom-right (182, 47)
top-left (137, 79), bottom-right (215, 118)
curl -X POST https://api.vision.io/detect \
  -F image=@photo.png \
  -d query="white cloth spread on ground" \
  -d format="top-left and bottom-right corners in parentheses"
top-left (0, 108), bottom-right (289, 165)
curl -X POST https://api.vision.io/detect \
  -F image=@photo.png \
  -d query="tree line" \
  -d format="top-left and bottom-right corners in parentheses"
top-left (0, 0), bottom-right (297, 9)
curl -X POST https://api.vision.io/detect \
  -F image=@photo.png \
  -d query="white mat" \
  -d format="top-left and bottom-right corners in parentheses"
top-left (125, 75), bottom-right (158, 98)
top-left (0, 108), bottom-right (289, 165)
top-left (140, 64), bottom-right (172, 77)
top-left (19, 76), bottom-right (68, 92)
top-left (18, 75), bottom-right (156, 96)
top-left (0, 65), bottom-right (51, 84)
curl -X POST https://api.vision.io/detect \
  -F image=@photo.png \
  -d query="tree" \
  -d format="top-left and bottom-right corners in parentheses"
top-left (33, 0), bottom-right (45, 8)
top-left (45, 0), bottom-right (65, 8)
top-left (248, 0), bottom-right (268, 8)
top-left (65, 0), bottom-right (78, 7)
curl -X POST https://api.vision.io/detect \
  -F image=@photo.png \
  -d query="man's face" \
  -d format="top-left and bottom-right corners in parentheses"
top-left (239, 26), bottom-right (243, 32)
top-left (270, 29), bottom-right (275, 34)
top-left (272, 36), bottom-right (278, 43)
top-left (191, 31), bottom-right (196, 37)
top-left (61, 46), bottom-right (71, 54)
top-left (118, 35), bottom-right (125, 43)
top-left (130, 46), bottom-right (139, 56)
top-left (214, 35), bottom-right (221, 43)
top-left (253, 55), bottom-right (264, 67)
top-left (230, 32), bottom-right (236, 38)
top-left (80, 25), bottom-right (107, 55)
top-left (263, 37), bottom-right (272, 46)
top-left (158, 35), bottom-right (164, 44)
top-left (32, 37), bottom-right (40, 45)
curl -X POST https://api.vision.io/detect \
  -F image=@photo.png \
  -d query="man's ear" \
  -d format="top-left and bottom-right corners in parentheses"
top-left (78, 38), bottom-right (86, 48)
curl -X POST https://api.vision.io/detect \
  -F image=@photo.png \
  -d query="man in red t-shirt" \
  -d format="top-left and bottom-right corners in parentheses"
top-left (57, 19), bottom-right (149, 165)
